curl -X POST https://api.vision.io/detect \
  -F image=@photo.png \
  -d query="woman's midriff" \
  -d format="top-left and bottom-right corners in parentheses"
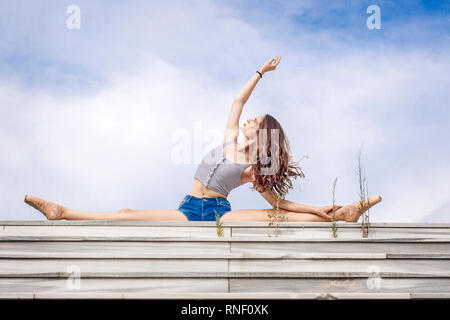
top-left (189, 178), bottom-right (227, 199)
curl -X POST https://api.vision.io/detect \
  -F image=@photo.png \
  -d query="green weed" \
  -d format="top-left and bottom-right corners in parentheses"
top-left (214, 210), bottom-right (224, 237)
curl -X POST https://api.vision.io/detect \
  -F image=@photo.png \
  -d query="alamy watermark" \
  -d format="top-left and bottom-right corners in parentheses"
top-left (66, 264), bottom-right (81, 290)
top-left (366, 5), bottom-right (381, 30)
top-left (171, 124), bottom-right (281, 176)
top-left (366, 265), bottom-right (382, 290)
top-left (66, 5), bottom-right (81, 30)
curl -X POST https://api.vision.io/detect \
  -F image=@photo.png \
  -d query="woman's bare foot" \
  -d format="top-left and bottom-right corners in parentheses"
top-left (24, 195), bottom-right (66, 220)
top-left (333, 195), bottom-right (382, 222)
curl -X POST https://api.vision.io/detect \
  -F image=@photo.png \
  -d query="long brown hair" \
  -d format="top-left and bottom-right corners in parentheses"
top-left (248, 114), bottom-right (305, 199)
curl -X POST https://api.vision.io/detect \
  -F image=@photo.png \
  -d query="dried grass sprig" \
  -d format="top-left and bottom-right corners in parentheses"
top-left (357, 144), bottom-right (370, 238)
top-left (331, 177), bottom-right (338, 238)
top-left (267, 190), bottom-right (288, 237)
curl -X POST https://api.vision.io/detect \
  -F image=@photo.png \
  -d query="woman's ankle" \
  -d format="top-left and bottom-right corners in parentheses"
top-left (331, 207), bottom-right (345, 221)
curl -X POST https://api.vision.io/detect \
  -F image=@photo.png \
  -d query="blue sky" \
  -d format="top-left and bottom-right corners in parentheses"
top-left (0, 0), bottom-right (449, 222)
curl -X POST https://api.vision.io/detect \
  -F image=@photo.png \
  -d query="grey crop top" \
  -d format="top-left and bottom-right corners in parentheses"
top-left (193, 141), bottom-right (252, 196)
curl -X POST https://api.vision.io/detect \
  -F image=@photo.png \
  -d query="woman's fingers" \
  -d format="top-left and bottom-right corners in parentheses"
top-left (262, 56), bottom-right (281, 72)
top-left (317, 210), bottom-right (332, 221)
top-left (273, 56), bottom-right (281, 68)
top-left (323, 212), bottom-right (333, 221)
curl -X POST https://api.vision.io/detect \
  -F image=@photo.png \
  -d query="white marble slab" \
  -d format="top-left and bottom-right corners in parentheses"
top-left (0, 225), bottom-right (231, 238)
top-left (232, 227), bottom-right (450, 239)
top-left (0, 241), bottom-right (230, 255)
top-left (229, 259), bottom-right (450, 275)
top-left (230, 278), bottom-right (450, 293)
top-left (230, 241), bottom-right (450, 254)
top-left (0, 259), bottom-right (228, 274)
top-left (0, 278), bottom-right (228, 294)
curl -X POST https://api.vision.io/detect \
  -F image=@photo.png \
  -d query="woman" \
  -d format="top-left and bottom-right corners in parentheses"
top-left (24, 56), bottom-right (382, 222)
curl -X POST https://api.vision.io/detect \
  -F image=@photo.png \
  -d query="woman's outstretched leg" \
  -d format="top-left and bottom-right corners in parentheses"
top-left (24, 195), bottom-right (188, 221)
top-left (220, 208), bottom-right (331, 222)
top-left (220, 195), bottom-right (382, 223)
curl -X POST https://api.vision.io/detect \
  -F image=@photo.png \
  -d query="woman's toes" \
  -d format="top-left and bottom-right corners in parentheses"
top-left (364, 195), bottom-right (383, 209)
top-left (344, 195), bottom-right (382, 222)
top-left (24, 195), bottom-right (65, 220)
top-left (24, 195), bottom-right (43, 213)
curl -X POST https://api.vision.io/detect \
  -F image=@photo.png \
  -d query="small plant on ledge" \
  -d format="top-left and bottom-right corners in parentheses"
top-left (357, 144), bottom-right (370, 238)
top-left (331, 177), bottom-right (338, 238)
top-left (214, 210), bottom-right (224, 237)
top-left (267, 190), bottom-right (288, 237)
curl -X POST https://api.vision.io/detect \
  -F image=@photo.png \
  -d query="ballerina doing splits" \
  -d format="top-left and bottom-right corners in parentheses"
top-left (24, 56), bottom-right (382, 222)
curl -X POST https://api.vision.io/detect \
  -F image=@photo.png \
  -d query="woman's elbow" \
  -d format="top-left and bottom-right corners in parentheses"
top-left (234, 97), bottom-right (245, 104)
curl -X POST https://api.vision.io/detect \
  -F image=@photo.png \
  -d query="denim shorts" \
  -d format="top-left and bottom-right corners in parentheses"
top-left (177, 195), bottom-right (232, 221)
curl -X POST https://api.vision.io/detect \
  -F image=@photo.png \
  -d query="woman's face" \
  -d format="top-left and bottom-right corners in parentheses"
top-left (240, 115), bottom-right (265, 137)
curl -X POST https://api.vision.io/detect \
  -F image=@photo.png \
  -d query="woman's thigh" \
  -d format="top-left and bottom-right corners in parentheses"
top-left (123, 209), bottom-right (189, 221)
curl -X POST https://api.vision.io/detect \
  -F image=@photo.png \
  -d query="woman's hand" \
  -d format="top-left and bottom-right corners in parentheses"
top-left (259, 56), bottom-right (281, 74)
top-left (313, 205), bottom-right (343, 221)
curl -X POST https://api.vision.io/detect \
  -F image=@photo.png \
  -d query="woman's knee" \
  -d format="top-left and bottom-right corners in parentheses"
top-left (220, 211), bottom-right (237, 222)
top-left (273, 209), bottom-right (300, 221)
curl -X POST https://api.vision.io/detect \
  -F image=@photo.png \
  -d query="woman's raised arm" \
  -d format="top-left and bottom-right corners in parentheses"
top-left (223, 56), bottom-right (281, 144)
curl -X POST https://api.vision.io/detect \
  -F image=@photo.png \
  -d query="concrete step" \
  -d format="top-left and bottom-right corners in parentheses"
top-left (1, 221), bottom-right (448, 299)
top-left (2, 221), bottom-right (450, 239)
top-left (1, 239), bottom-right (448, 255)
top-left (1, 277), bottom-right (450, 295)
